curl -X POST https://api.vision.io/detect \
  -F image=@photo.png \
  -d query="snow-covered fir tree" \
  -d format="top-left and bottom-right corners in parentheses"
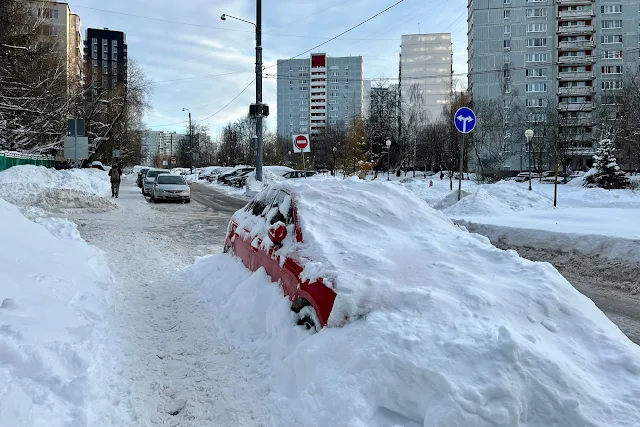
top-left (584, 138), bottom-right (629, 189)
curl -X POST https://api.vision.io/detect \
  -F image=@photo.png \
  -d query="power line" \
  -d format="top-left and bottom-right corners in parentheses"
top-left (151, 70), bottom-right (252, 85)
top-left (147, 78), bottom-right (256, 128)
top-left (264, 0), bottom-right (406, 71)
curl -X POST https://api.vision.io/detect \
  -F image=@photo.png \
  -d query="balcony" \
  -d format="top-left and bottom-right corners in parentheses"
top-left (311, 66), bottom-right (326, 72)
top-left (560, 117), bottom-right (594, 126)
top-left (558, 71), bottom-right (593, 80)
top-left (310, 87), bottom-right (325, 94)
top-left (558, 9), bottom-right (594, 19)
top-left (558, 86), bottom-right (594, 96)
top-left (310, 94), bottom-right (326, 101)
top-left (311, 107), bottom-right (326, 113)
top-left (558, 40), bottom-right (594, 50)
top-left (558, 55), bottom-right (594, 65)
top-left (557, 0), bottom-right (594, 5)
top-left (557, 102), bottom-right (593, 111)
top-left (557, 25), bottom-right (593, 34)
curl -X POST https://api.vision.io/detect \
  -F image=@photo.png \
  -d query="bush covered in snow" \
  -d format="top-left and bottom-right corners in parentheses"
top-left (584, 139), bottom-right (630, 189)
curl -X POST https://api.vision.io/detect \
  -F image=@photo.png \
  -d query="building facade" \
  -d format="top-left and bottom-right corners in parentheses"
top-left (400, 33), bottom-right (453, 123)
top-left (468, 0), bottom-right (640, 171)
top-left (276, 54), bottom-right (364, 138)
top-left (142, 131), bottom-right (185, 165)
top-left (83, 28), bottom-right (128, 100)
top-left (32, 1), bottom-right (82, 97)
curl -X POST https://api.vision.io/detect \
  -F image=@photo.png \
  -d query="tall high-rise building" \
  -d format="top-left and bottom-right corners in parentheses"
top-left (277, 53), bottom-right (364, 138)
top-left (142, 131), bottom-right (185, 165)
top-left (31, 1), bottom-right (83, 96)
top-left (399, 33), bottom-right (453, 122)
top-left (468, 0), bottom-right (640, 171)
top-left (83, 28), bottom-right (128, 100)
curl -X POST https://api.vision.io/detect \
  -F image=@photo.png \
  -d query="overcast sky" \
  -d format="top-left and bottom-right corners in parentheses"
top-left (72, 0), bottom-right (468, 134)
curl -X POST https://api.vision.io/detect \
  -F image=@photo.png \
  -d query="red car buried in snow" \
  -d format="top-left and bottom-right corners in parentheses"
top-left (223, 184), bottom-right (337, 330)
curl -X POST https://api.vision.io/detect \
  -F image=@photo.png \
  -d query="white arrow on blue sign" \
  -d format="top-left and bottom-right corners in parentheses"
top-left (454, 107), bottom-right (476, 134)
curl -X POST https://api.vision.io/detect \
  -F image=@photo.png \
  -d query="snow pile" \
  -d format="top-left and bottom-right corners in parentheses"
top-left (245, 166), bottom-right (294, 193)
top-left (0, 198), bottom-right (116, 426)
top-left (188, 205), bottom-right (640, 427)
top-left (443, 180), bottom-right (552, 216)
top-left (0, 165), bottom-right (114, 213)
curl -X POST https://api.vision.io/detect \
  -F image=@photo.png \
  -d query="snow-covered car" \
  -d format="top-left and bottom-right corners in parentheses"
top-left (137, 167), bottom-right (150, 188)
top-left (218, 166), bottom-right (254, 185)
top-left (142, 169), bottom-right (171, 196)
top-left (151, 174), bottom-right (190, 203)
top-left (206, 167), bottom-right (234, 182)
top-left (282, 170), bottom-right (317, 179)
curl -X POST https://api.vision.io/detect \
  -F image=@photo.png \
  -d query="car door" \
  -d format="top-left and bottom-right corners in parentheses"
top-left (251, 190), bottom-right (290, 282)
top-left (235, 189), bottom-right (277, 269)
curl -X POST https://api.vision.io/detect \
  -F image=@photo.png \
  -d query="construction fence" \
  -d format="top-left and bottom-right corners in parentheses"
top-left (0, 151), bottom-right (55, 172)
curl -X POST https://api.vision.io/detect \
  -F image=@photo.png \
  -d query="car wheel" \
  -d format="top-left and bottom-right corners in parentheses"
top-left (295, 303), bottom-right (320, 332)
top-left (184, 198), bottom-right (191, 203)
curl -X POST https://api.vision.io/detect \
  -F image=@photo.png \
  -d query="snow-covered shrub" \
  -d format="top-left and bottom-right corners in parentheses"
top-left (584, 139), bottom-right (629, 189)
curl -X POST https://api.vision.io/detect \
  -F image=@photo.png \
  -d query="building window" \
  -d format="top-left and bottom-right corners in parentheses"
top-left (112, 51), bottom-right (118, 61)
top-left (526, 38), bottom-right (547, 47)
top-left (504, 39), bottom-right (511, 49)
top-left (103, 63), bottom-right (108, 75)
top-left (504, 54), bottom-right (511, 63)
top-left (526, 53), bottom-right (548, 62)
top-left (504, 25), bottom-right (511, 34)
top-left (504, 10), bottom-right (511, 20)
top-left (526, 98), bottom-right (547, 107)
top-left (503, 0), bottom-right (511, 4)
top-left (601, 35), bottom-right (623, 44)
top-left (601, 81), bottom-right (623, 90)
top-left (112, 63), bottom-right (118, 74)
top-left (601, 65), bottom-right (622, 74)
top-left (526, 83), bottom-right (547, 92)
top-left (526, 23), bottom-right (547, 32)
top-left (525, 0), bottom-right (547, 2)
top-left (92, 59), bottom-right (98, 70)
top-left (601, 20), bottom-right (623, 29)
top-left (102, 76), bottom-right (108, 88)
top-left (603, 51), bottom-right (623, 59)
top-left (503, 68), bottom-right (511, 78)
top-left (601, 5), bottom-right (622, 14)
top-left (112, 77), bottom-right (117, 88)
top-left (525, 8), bottom-right (546, 17)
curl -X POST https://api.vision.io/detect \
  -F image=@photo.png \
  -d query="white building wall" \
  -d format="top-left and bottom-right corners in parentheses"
top-left (400, 33), bottom-right (453, 122)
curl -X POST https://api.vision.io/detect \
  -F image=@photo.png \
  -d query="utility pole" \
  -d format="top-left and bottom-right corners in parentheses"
top-left (170, 133), bottom-right (173, 168)
top-left (188, 111), bottom-right (192, 173)
top-left (255, 0), bottom-right (263, 182)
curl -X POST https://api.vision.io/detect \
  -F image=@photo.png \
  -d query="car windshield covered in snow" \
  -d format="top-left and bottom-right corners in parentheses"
top-left (157, 175), bottom-right (185, 185)
top-left (146, 170), bottom-right (170, 179)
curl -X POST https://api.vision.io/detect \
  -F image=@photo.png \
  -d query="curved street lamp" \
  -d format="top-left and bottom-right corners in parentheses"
top-left (525, 129), bottom-right (534, 191)
top-left (385, 138), bottom-right (392, 181)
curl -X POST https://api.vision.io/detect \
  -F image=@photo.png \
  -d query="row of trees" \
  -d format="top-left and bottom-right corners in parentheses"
top-left (0, 0), bottom-right (152, 165)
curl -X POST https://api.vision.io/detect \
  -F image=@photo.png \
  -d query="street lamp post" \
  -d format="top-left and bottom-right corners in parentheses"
top-left (182, 108), bottom-right (192, 174)
top-left (221, 3), bottom-right (264, 182)
top-left (332, 147), bottom-right (337, 176)
top-left (385, 138), bottom-right (391, 181)
top-left (525, 129), bottom-right (534, 191)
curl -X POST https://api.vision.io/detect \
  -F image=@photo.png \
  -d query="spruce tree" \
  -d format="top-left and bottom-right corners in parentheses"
top-left (584, 138), bottom-right (629, 189)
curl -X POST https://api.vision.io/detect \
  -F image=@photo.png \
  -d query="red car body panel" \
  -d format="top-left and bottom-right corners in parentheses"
top-left (224, 189), bottom-right (337, 328)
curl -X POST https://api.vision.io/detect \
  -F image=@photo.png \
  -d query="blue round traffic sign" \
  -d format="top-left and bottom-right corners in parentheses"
top-left (454, 107), bottom-right (476, 134)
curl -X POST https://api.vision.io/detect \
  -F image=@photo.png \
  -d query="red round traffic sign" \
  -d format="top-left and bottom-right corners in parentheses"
top-left (294, 135), bottom-right (309, 150)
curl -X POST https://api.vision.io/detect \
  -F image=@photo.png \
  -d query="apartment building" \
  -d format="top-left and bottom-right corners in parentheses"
top-left (276, 53), bottom-right (364, 138)
top-left (468, 0), bottom-right (640, 171)
top-left (142, 131), bottom-right (185, 165)
top-left (31, 1), bottom-right (83, 96)
top-left (400, 33), bottom-right (453, 122)
top-left (83, 28), bottom-right (128, 100)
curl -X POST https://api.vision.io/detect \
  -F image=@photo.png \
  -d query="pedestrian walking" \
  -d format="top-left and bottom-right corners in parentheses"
top-left (109, 164), bottom-right (123, 198)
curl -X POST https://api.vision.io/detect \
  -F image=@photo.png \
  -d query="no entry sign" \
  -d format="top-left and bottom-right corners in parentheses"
top-left (292, 134), bottom-right (310, 153)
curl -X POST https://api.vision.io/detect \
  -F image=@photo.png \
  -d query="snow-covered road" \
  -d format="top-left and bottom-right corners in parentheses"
top-left (66, 177), bottom-right (281, 426)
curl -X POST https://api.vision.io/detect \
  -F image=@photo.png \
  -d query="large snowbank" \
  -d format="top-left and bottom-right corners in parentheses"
top-left (0, 198), bottom-right (116, 425)
top-left (245, 166), bottom-right (293, 193)
top-left (187, 218), bottom-right (640, 427)
top-left (0, 165), bottom-right (114, 213)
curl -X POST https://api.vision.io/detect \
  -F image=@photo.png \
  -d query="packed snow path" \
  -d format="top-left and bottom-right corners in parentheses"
top-left (66, 177), bottom-right (281, 426)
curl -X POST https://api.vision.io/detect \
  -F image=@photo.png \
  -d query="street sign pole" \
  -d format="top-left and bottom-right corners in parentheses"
top-left (74, 120), bottom-right (78, 169)
top-left (453, 107), bottom-right (476, 201)
top-left (302, 151), bottom-right (306, 176)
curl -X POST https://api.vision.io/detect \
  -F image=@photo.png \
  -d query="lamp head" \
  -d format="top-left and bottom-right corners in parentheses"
top-left (385, 139), bottom-right (392, 147)
top-left (525, 129), bottom-right (534, 139)
top-left (220, 14), bottom-right (226, 20)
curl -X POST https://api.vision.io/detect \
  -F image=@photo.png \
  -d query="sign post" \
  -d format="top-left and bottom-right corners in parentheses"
top-left (453, 107), bottom-right (476, 201)
top-left (292, 134), bottom-right (310, 176)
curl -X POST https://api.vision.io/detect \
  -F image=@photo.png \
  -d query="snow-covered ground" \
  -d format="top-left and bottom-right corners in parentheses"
top-left (1, 165), bottom-right (639, 427)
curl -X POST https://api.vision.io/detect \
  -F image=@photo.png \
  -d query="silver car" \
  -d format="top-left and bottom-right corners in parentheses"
top-left (151, 174), bottom-right (191, 203)
top-left (142, 169), bottom-right (171, 196)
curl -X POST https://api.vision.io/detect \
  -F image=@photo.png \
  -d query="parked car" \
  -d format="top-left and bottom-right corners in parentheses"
top-left (513, 172), bottom-right (542, 182)
top-left (151, 174), bottom-right (190, 203)
top-left (282, 170), bottom-right (317, 179)
top-left (224, 184), bottom-right (335, 330)
top-left (142, 169), bottom-right (171, 196)
top-left (218, 167), bottom-right (254, 185)
top-left (227, 169), bottom-right (256, 188)
top-left (206, 167), bottom-right (235, 182)
top-left (137, 167), bottom-right (150, 188)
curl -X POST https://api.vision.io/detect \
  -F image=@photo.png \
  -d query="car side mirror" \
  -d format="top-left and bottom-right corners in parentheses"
top-left (268, 222), bottom-right (287, 244)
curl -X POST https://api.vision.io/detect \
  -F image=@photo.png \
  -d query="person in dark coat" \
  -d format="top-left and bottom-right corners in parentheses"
top-left (109, 164), bottom-right (123, 198)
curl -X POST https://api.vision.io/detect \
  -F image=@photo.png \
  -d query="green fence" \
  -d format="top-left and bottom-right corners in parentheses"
top-left (0, 151), bottom-right (55, 172)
